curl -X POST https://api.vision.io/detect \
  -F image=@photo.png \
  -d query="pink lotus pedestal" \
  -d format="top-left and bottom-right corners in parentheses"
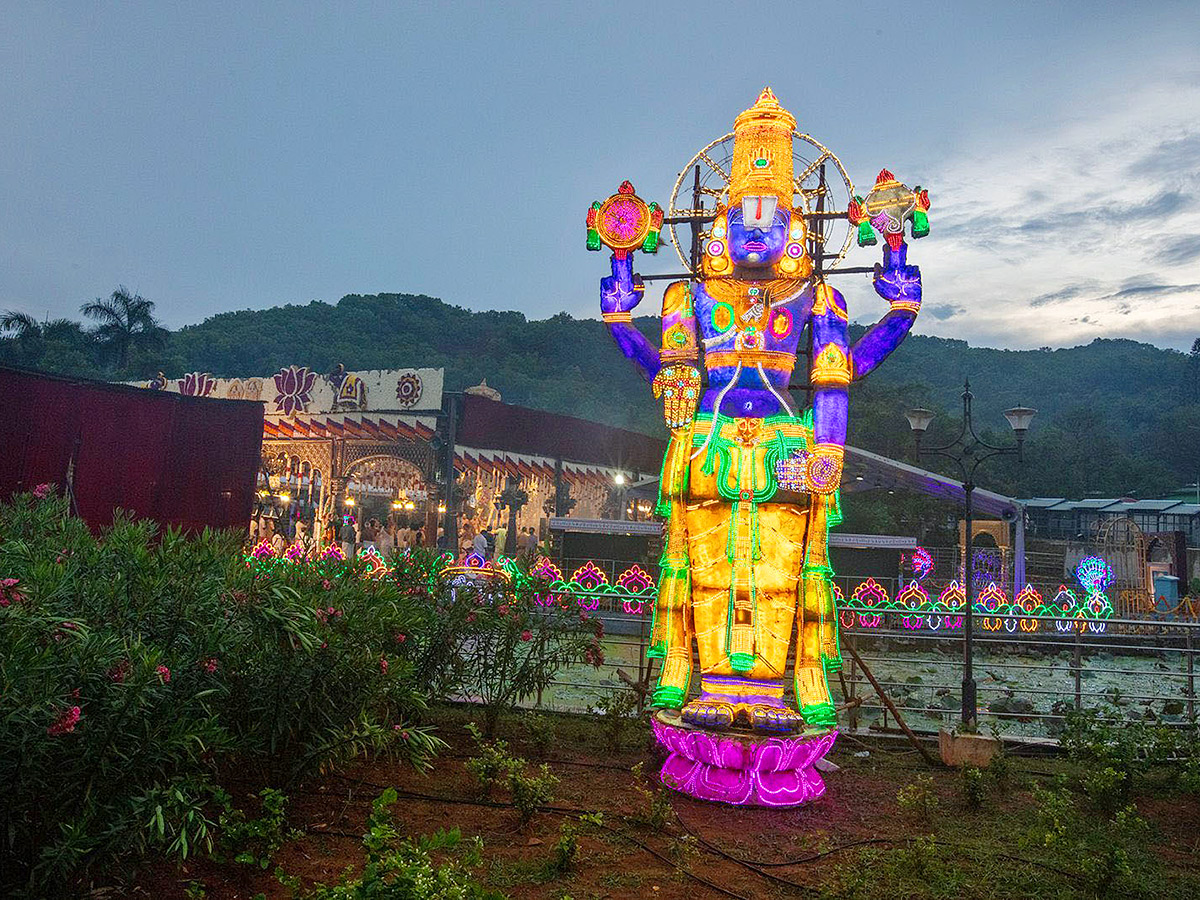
top-left (651, 710), bottom-right (837, 807)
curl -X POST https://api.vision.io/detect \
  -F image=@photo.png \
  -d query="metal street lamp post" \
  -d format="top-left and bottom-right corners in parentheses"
top-left (906, 379), bottom-right (1035, 726)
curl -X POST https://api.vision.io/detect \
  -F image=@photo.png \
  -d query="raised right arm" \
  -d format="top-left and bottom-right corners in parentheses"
top-left (601, 253), bottom-right (659, 382)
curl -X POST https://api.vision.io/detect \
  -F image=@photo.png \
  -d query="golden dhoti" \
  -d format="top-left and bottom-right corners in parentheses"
top-left (649, 412), bottom-right (841, 726)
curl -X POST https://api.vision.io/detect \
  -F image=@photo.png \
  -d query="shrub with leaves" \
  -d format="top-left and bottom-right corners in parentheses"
top-left (454, 572), bottom-right (603, 736)
top-left (596, 689), bottom-right (639, 753)
top-left (961, 765), bottom-right (986, 811)
top-left (464, 723), bottom-right (519, 797)
top-left (0, 490), bottom-right (451, 893)
top-left (278, 788), bottom-right (502, 899)
top-left (1028, 777), bottom-right (1157, 898)
top-left (896, 774), bottom-right (939, 823)
top-left (218, 788), bottom-right (296, 870)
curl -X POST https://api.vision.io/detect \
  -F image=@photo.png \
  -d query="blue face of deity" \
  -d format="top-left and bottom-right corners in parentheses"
top-left (727, 202), bottom-right (788, 269)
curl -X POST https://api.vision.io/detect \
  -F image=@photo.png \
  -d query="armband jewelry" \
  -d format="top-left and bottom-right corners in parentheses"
top-left (810, 343), bottom-right (852, 387)
top-left (602, 310), bottom-right (633, 324)
top-left (660, 349), bottom-right (699, 364)
top-left (889, 298), bottom-right (922, 315)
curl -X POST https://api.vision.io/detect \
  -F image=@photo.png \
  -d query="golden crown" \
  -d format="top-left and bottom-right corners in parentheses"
top-left (730, 88), bottom-right (797, 209)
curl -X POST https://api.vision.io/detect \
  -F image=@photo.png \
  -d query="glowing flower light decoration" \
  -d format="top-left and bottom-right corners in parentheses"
top-left (851, 578), bottom-right (888, 628)
top-left (939, 581), bottom-right (966, 608)
top-left (249, 539), bottom-right (275, 560)
top-left (319, 543), bottom-right (346, 562)
top-left (571, 561), bottom-right (609, 591)
top-left (897, 581), bottom-right (928, 629)
top-left (910, 546), bottom-right (933, 581)
top-left (1075, 556), bottom-right (1114, 594)
top-left (1015, 584), bottom-right (1042, 633)
top-left (358, 546), bottom-right (388, 579)
top-left (938, 581), bottom-right (966, 628)
top-left (617, 564), bottom-right (655, 614)
top-left (532, 556), bottom-right (564, 583)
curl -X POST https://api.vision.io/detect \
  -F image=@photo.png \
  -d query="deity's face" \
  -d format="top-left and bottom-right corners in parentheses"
top-left (727, 197), bottom-right (788, 269)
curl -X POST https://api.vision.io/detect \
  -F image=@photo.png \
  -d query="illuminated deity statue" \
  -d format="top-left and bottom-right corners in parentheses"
top-left (594, 89), bottom-right (924, 737)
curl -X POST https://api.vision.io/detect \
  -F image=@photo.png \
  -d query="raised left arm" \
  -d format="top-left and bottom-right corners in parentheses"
top-left (850, 243), bottom-right (921, 380)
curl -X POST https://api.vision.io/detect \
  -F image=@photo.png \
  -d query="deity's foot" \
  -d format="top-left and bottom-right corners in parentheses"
top-left (680, 698), bottom-right (736, 730)
top-left (800, 702), bottom-right (837, 729)
top-left (747, 703), bottom-right (805, 734)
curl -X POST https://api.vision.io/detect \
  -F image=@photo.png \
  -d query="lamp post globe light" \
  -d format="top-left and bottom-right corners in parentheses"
top-left (905, 379), bottom-right (1035, 727)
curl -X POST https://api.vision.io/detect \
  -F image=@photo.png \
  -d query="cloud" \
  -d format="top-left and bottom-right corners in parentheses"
top-left (1155, 234), bottom-right (1200, 266)
top-left (911, 71), bottom-right (1200, 350)
top-left (926, 303), bottom-right (964, 320)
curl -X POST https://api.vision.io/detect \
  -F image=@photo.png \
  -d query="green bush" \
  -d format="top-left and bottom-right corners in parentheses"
top-left (218, 788), bottom-right (295, 870)
top-left (961, 765), bottom-right (986, 811)
top-left (278, 788), bottom-right (501, 899)
top-left (454, 573), bottom-right (603, 736)
top-left (1028, 777), bottom-right (1157, 898)
top-left (464, 723), bottom-right (519, 797)
top-left (896, 774), bottom-right (939, 823)
top-left (1, 491), bottom-right (597, 893)
top-left (0, 491), bottom-right (452, 893)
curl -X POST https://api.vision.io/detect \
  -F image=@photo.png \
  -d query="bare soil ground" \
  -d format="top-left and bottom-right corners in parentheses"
top-left (131, 707), bottom-right (1200, 900)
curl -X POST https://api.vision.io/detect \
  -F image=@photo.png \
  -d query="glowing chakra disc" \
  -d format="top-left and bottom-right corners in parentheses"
top-left (586, 180), bottom-right (664, 256)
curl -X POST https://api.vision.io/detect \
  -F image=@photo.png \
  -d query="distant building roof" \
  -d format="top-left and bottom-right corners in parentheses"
top-left (455, 393), bottom-right (667, 475)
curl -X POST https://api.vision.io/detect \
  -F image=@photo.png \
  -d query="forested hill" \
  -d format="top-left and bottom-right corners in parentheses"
top-left (164, 292), bottom-right (1197, 500)
top-left (4, 290), bottom-right (1198, 500)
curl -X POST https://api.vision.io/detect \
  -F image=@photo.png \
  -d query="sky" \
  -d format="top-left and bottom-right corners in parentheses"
top-left (1, 1), bottom-right (1199, 350)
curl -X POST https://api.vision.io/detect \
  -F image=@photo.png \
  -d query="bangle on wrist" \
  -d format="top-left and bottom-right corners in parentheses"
top-left (602, 310), bottom-right (633, 324)
top-left (889, 299), bottom-right (921, 315)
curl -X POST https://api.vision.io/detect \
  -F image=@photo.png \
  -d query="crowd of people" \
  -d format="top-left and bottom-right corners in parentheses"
top-left (249, 510), bottom-right (544, 563)
top-left (249, 512), bottom-right (440, 557)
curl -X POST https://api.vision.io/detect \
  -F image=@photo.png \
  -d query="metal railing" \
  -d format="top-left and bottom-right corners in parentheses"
top-left (533, 588), bottom-right (1200, 740)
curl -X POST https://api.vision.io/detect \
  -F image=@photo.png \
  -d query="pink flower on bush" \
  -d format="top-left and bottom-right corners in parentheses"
top-left (466, 613), bottom-right (476, 624)
top-left (200, 658), bottom-right (219, 674)
top-left (394, 633), bottom-right (406, 644)
top-left (520, 630), bottom-right (532, 642)
top-left (322, 579), bottom-right (332, 590)
top-left (109, 660), bottom-right (130, 682)
top-left (47, 706), bottom-right (81, 736)
top-left (379, 657), bottom-right (389, 674)
top-left (33, 483), bottom-right (53, 499)
top-left (155, 665), bottom-right (171, 683)
top-left (0, 577), bottom-right (24, 607)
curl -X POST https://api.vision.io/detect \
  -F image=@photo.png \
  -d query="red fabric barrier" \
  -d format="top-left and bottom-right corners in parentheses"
top-left (0, 366), bottom-right (262, 534)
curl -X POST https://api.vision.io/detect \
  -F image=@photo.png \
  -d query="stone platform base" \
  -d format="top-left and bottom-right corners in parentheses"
top-left (651, 711), bottom-right (837, 807)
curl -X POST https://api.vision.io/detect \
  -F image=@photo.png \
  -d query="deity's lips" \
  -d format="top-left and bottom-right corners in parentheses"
top-left (742, 240), bottom-right (768, 251)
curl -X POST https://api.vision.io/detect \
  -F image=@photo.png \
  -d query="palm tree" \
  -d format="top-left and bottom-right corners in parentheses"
top-left (0, 310), bottom-right (41, 339)
top-left (1, 311), bottom-right (93, 368)
top-left (80, 287), bottom-right (166, 371)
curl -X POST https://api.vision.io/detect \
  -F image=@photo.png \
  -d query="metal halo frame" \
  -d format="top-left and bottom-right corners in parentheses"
top-left (667, 131), bottom-right (856, 276)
